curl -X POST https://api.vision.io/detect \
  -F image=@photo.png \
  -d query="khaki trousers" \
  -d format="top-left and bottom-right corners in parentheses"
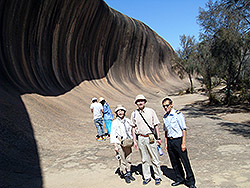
top-left (138, 135), bottom-right (162, 180)
top-left (118, 145), bottom-right (132, 173)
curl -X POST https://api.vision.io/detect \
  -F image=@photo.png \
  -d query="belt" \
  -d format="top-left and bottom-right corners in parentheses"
top-left (167, 137), bottom-right (181, 140)
top-left (139, 134), bottom-right (149, 137)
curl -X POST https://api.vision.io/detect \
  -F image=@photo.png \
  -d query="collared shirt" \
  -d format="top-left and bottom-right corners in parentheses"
top-left (103, 103), bottom-right (114, 120)
top-left (110, 117), bottom-right (133, 144)
top-left (163, 108), bottom-right (186, 138)
top-left (131, 107), bottom-right (160, 135)
top-left (90, 102), bottom-right (102, 120)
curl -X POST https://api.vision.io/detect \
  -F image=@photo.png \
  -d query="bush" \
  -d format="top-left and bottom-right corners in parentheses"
top-left (209, 93), bottom-right (221, 105)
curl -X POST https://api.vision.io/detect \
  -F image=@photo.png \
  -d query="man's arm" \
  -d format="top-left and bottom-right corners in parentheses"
top-left (91, 109), bottom-right (93, 113)
top-left (181, 129), bottom-right (187, 152)
top-left (132, 127), bottom-right (138, 149)
top-left (177, 112), bottom-right (187, 152)
top-left (154, 124), bottom-right (161, 145)
top-left (164, 131), bottom-right (168, 152)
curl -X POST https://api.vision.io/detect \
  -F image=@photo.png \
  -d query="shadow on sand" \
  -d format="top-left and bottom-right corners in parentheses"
top-left (0, 84), bottom-right (43, 188)
top-left (115, 164), bottom-right (176, 182)
top-left (181, 99), bottom-right (250, 138)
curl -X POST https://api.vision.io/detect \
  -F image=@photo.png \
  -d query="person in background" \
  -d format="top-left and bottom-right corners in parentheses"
top-left (110, 105), bottom-right (135, 184)
top-left (99, 97), bottom-right (114, 137)
top-left (162, 97), bottom-right (196, 188)
top-left (131, 94), bottom-right (162, 185)
top-left (90, 97), bottom-right (106, 141)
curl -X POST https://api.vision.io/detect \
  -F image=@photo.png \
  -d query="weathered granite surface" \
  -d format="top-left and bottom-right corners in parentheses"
top-left (0, 1), bottom-right (177, 187)
top-left (0, 0), bottom-right (174, 95)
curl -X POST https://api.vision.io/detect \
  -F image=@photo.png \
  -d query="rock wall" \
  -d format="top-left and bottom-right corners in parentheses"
top-left (0, 0), bottom-right (175, 95)
top-left (0, 0), bottom-right (181, 187)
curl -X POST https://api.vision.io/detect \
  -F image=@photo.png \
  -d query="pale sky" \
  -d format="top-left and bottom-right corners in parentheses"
top-left (104, 0), bottom-right (209, 50)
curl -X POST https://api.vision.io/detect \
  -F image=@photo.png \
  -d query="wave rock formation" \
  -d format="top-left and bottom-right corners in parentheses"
top-left (0, 0), bottom-right (189, 187)
top-left (0, 0), bottom-right (177, 95)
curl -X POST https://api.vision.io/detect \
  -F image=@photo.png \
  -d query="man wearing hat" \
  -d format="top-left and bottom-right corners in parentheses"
top-left (131, 94), bottom-right (162, 185)
top-left (90, 97), bottom-right (106, 141)
top-left (99, 97), bottom-right (114, 137)
top-left (110, 105), bottom-right (135, 184)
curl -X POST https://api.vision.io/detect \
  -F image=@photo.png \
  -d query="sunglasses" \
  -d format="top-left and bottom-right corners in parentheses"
top-left (163, 104), bottom-right (171, 108)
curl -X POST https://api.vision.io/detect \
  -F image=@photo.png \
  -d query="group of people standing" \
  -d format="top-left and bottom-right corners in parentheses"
top-left (90, 97), bottom-right (113, 140)
top-left (90, 94), bottom-right (196, 188)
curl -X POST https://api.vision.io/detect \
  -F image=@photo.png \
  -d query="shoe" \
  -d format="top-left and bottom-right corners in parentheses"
top-left (102, 136), bottom-right (106, 141)
top-left (127, 171), bottom-right (135, 181)
top-left (189, 185), bottom-right (196, 188)
top-left (124, 173), bottom-right (131, 184)
top-left (155, 178), bottom-right (161, 185)
top-left (171, 181), bottom-right (184, 186)
top-left (96, 137), bottom-right (103, 141)
top-left (143, 178), bottom-right (151, 185)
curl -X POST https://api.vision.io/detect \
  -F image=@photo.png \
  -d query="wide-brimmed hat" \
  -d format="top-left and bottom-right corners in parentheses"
top-left (99, 97), bottom-right (105, 102)
top-left (115, 104), bottom-right (127, 113)
top-left (134, 94), bottom-right (147, 104)
top-left (91, 97), bottom-right (97, 102)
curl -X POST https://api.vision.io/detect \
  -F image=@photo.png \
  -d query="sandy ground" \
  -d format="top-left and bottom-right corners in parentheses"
top-left (20, 86), bottom-right (250, 188)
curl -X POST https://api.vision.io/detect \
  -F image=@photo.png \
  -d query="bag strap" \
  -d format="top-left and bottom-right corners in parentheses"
top-left (137, 109), bottom-right (155, 134)
top-left (119, 119), bottom-right (131, 139)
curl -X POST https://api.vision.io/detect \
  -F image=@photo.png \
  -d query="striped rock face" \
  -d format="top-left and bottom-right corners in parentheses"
top-left (0, 1), bottom-right (192, 187)
top-left (0, 0), bottom-right (177, 95)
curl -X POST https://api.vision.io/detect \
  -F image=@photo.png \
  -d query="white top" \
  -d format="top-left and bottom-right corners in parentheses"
top-left (90, 102), bottom-right (103, 119)
top-left (110, 117), bottom-right (133, 144)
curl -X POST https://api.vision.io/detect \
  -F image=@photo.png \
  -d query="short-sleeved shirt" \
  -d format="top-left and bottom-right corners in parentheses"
top-left (163, 108), bottom-right (186, 138)
top-left (90, 102), bottom-right (103, 120)
top-left (103, 103), bottom-right (114, 120)
top-left (131, 107), bottom-right (160, 135)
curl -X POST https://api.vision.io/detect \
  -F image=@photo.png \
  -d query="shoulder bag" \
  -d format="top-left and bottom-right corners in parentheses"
top-left (120, 119), bottom-right (133, 148)
top-left (137, 110), bottom-right (158, 143)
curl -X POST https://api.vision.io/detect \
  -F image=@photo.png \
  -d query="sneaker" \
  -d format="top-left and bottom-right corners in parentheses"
top-left (155, 178), bottom-right (161, 185)
top-left (124, 173), bottom-right (131, 184)
top-left (96, 137), bottom-right (103, 141)
top-left (143, 178), bottom-right (151, 185)
top-left (102, 136), bottom-right (106, 141)
top-left (128, 171), bottom-right (135, 181)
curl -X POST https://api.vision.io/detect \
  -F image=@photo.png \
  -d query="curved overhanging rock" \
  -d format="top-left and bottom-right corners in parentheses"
top-left (0, 0), bottom-right (175, 95)
top-left (0, 1), bottom-right (185, 187)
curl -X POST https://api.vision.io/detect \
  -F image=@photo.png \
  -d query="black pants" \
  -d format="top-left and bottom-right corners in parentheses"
top-left (167, 137), bottom-right (195, 186)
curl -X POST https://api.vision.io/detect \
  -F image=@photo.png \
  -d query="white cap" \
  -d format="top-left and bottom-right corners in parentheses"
top-left (115, 105), bottom-right (127, 113)
top-left (91, 97), bottom-right (97, 102)
top-left (135, 94), bottom-right (147, 104)
top-left (99, 97), bottom-right (105, 102)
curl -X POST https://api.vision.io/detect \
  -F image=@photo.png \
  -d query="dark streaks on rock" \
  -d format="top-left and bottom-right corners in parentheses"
top-left (0, 0), bottom-right (175, 95)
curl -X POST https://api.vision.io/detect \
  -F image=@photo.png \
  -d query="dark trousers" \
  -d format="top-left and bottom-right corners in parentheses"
top-left (167, 137), bottom-right (195, 186)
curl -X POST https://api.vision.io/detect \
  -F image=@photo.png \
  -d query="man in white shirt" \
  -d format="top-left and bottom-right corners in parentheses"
top-left (90, 97), bottom-right (105, 141)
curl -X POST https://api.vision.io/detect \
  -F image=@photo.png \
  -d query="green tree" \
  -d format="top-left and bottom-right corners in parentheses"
top-left (197, 0), bottom-right (250, 104)
top-left (196, 39), bottom-right (218, 101)
top-left (172, 35), bottom-right (197, 94)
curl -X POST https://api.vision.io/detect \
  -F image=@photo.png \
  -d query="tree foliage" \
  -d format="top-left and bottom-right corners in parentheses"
top-left (196, 0), bottom-right (250, 104)
top-left (172, 35), bottom-right (197, 93)
top-left (172, 0), bottom-right (249, 104)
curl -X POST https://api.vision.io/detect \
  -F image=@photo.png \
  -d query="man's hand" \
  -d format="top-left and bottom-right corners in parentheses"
top-left (134, 141), bottom-right (138, 149)
top-left (181, 143), bottom-right (186, 152)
